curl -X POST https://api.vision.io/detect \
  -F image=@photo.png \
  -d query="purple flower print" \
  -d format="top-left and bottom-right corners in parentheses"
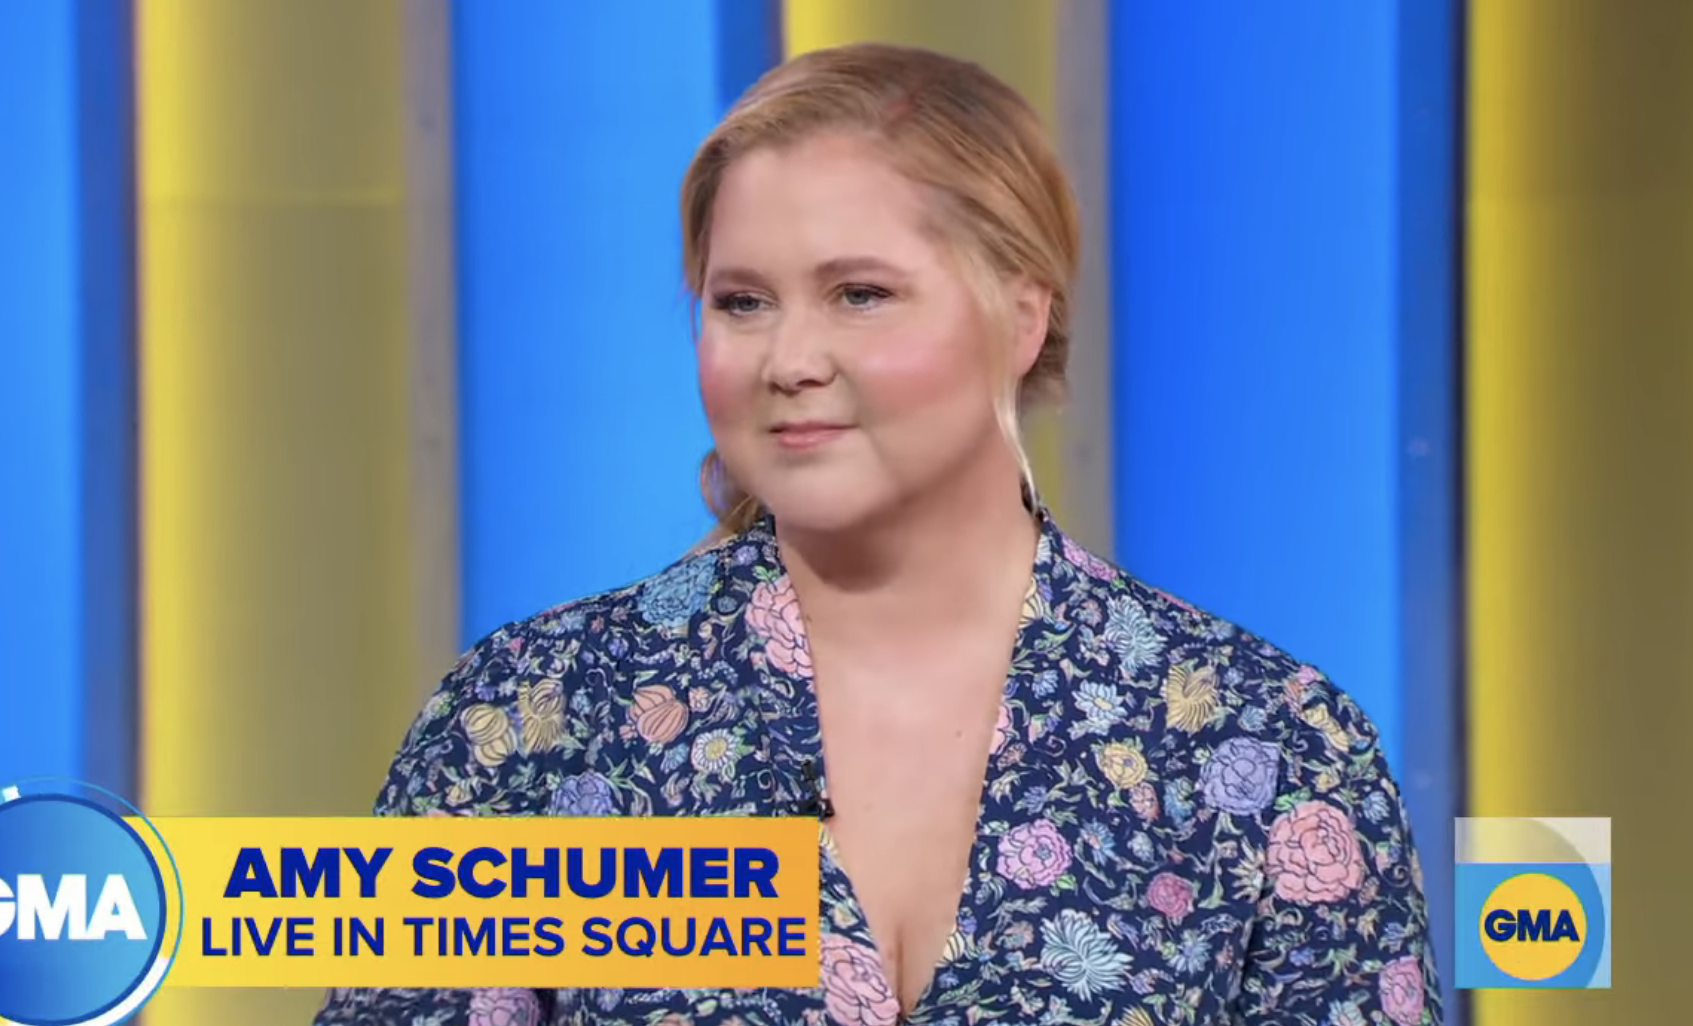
top-left (548, 771), bottom-right (615, 816)
top-left (1200, 737), bottom-right (1281, 816)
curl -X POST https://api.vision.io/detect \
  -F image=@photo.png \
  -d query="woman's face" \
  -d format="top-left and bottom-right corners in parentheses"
top-left (697, 133), bottom-right (1038, 534)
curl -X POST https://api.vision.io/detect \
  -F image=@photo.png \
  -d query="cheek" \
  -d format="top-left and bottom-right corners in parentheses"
top-left (695, 330), bottom-right (756, 426)
top-left (849, 323), bottom-right (991, 421)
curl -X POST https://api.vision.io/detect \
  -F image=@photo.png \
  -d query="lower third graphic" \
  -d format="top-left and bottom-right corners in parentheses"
top-left (1454, 816), bottom-right (1611, 989)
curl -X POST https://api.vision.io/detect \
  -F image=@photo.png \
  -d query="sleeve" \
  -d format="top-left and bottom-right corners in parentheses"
top-left (308, 631), bottom-right (560, 1026)
top-left (1232, 678), bottom-right (1444, 1026)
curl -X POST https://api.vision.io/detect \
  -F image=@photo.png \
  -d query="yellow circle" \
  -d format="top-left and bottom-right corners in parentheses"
top-left (1479, 872), bottom-right (1587, 981)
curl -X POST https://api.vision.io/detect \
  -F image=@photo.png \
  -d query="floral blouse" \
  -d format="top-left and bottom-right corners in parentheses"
top-left (313, 508), bottom-right (1442, 1026)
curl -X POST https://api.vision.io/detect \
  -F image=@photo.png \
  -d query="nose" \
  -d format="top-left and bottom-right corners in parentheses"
top-left (762, 308), bottom-right (835, 393)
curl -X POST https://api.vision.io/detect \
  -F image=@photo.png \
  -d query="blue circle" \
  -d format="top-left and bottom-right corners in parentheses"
top-left (0, 794), bottom-right (167, 1025)
top-left (1552, 862), bottom-right (1608, 987)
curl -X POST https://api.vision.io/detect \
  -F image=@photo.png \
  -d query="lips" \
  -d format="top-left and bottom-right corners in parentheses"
top-left (771, 422), bottom-right (851, 450)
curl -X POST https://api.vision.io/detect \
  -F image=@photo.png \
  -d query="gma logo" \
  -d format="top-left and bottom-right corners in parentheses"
top-left (1479, 872), bottom-right (1586, 982)
top-left (1484, 906), bottom-right (1581, 943)
top-left (0, 874), bottom-right (149, 941)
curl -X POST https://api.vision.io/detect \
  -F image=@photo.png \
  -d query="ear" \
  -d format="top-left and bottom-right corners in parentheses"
top-left (1008, 277), bottom-right (1053, 379)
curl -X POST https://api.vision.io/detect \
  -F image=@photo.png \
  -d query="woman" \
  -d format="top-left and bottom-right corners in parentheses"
top-left (316, 42), bottom-right (1442, 1026)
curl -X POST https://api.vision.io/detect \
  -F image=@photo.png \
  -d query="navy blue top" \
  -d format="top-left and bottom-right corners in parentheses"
top-left (313, 509), bottom-right (1441, 1026)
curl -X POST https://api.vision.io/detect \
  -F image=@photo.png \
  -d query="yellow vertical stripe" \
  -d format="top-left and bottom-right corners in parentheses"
top-left (138, 1), bottom-right (452, 1023)
top-left (780, 0), bottom-right (1070, 525)
top-left (1469, 1), bottom-right (1693, 1021)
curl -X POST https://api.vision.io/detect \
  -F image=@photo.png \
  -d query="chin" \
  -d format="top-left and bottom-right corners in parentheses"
top-left (756, 480), bottom-right (887, 536)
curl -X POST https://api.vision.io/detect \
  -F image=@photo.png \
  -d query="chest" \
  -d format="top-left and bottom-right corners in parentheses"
top-left (808, 736), bottom-right (1261, 1025)
top-left (810, 661), bottom-right (1007, 1013)
top-left (561, 691), bottom-right (1264, 1026)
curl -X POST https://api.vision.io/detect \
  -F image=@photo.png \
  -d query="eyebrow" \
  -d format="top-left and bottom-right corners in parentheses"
top-left (704, 255), bottom-right (911, 292)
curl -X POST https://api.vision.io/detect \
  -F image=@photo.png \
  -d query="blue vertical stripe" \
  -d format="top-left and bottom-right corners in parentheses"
top-left (715, 0), bottom-right (780, 112)
top-left (1396, 0), bottom-right (1463, 1018)
top-left (1111, 3), bottom-right (1402, 753)
top-left (0, 2), bottom-right (136, 793)
top-left (1109, 2), bottom-right (1460, 1008)
top-left (453, 3), bottom-right (780, 643)
top-left (0, 2), bottom-right (78, 785)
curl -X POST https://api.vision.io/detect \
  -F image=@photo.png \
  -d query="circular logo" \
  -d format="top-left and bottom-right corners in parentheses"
top-left (1479, 871), bottom-right (1587, 981)
top-left (0, 785), bottom-right (181, 1026)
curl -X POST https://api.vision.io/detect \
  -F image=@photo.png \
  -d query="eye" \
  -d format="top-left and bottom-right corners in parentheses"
top-left (710, 292), bottom-right (770, 318)
top-left (838, 284), bottom-right (892, 310)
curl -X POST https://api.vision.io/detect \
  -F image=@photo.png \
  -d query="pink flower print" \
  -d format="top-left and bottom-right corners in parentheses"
top-left (1265, 801), bottom-right (1366, 904)
top-left (1129, 782), bottom-right (1159, 820)
top-left (1152, 586), bottom-right (1199, 614)
top-left (469, 988), bottom-right (542, 1026)
top-left (1062, 536), bottom-right (1117, 581)
top-left (1379, 955), bottom-right (1427, 1026)
top-left (747, 576), bottom-right (813, 679)
top-left (1145, 872), bottom-right (1195, 921)
top-left (1285, 663), bottom-right (1325, 708)
top-left (992, 701), bottom-right (1014, 753)
top-left (1283, 664), bottom-right (1323, 707)
top-left (820, 933), bottom-right (899, 1026)
top-left (996, 819), bottom-right (1073, 889)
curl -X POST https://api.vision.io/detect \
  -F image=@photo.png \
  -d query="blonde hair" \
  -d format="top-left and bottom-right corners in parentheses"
top-left (682, 42), bottom-right (1081, 538)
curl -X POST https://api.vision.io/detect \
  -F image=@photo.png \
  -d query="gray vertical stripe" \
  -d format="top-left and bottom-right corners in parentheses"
top-left (402, 0), bottom-right (462, 695)
top-left (1054, 0), bottom-right (1115, 557)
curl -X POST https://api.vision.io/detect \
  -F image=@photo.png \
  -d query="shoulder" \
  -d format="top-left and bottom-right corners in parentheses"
top-left (1049, 543), bottom-right (1445, 1018)
top-left (1057, 534), bottom-right (1425, 920)
top-left (1049, 525), bottom-right (1395, 803)
top-left (378, 536), bottom-right (773, 815)
top-left (420, 540), bottom-right (743, 729)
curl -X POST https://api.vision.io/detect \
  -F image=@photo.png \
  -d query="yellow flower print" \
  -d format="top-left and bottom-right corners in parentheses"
top-left (445, 777), bottom-right (478, 808)
top-left (519, 679), bottom-right (567, 754)
top-left (1162, 661), bottom-right (1219, 732)
top-left (460, 703), bottom-right (506, 744)
top-left (1020, 578), bottom-right (1049, 627)
top-left (472, 734), bottom-right (514, 769)
top-left (940, 926), bottom-right (976, 964)
top-left (1095, 741), bottom-right (1149, 789)
top-left (1116, 1008), bottom-right (1155, 1026)
top-left (829, 900), bottom-right (856, 931)
top-left (1300, 703), bottom-right (1352, 752)
top-left (459, 703), bottom-right (515, 768)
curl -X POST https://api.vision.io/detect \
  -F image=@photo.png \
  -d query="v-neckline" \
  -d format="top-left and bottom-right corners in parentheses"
top-left (814, 749), bottom-right (997, 1023)
top-left (746, 504), bottom-right (1062, 1023)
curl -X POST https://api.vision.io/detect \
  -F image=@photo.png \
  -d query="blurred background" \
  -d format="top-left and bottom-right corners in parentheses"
top-left (1, 0), bottom-right (1687, 1023)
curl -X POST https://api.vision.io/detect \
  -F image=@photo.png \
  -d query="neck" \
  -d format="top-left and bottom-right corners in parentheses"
top-left (775, 457), bottom-right (1040, 643)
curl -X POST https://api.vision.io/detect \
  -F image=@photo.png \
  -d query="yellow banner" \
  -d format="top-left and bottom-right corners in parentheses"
top-left (143, 816), bottom-right (822, 989)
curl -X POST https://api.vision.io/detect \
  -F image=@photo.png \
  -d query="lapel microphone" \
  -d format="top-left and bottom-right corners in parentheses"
top-left (800, 759), bottom-right (835, 820)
